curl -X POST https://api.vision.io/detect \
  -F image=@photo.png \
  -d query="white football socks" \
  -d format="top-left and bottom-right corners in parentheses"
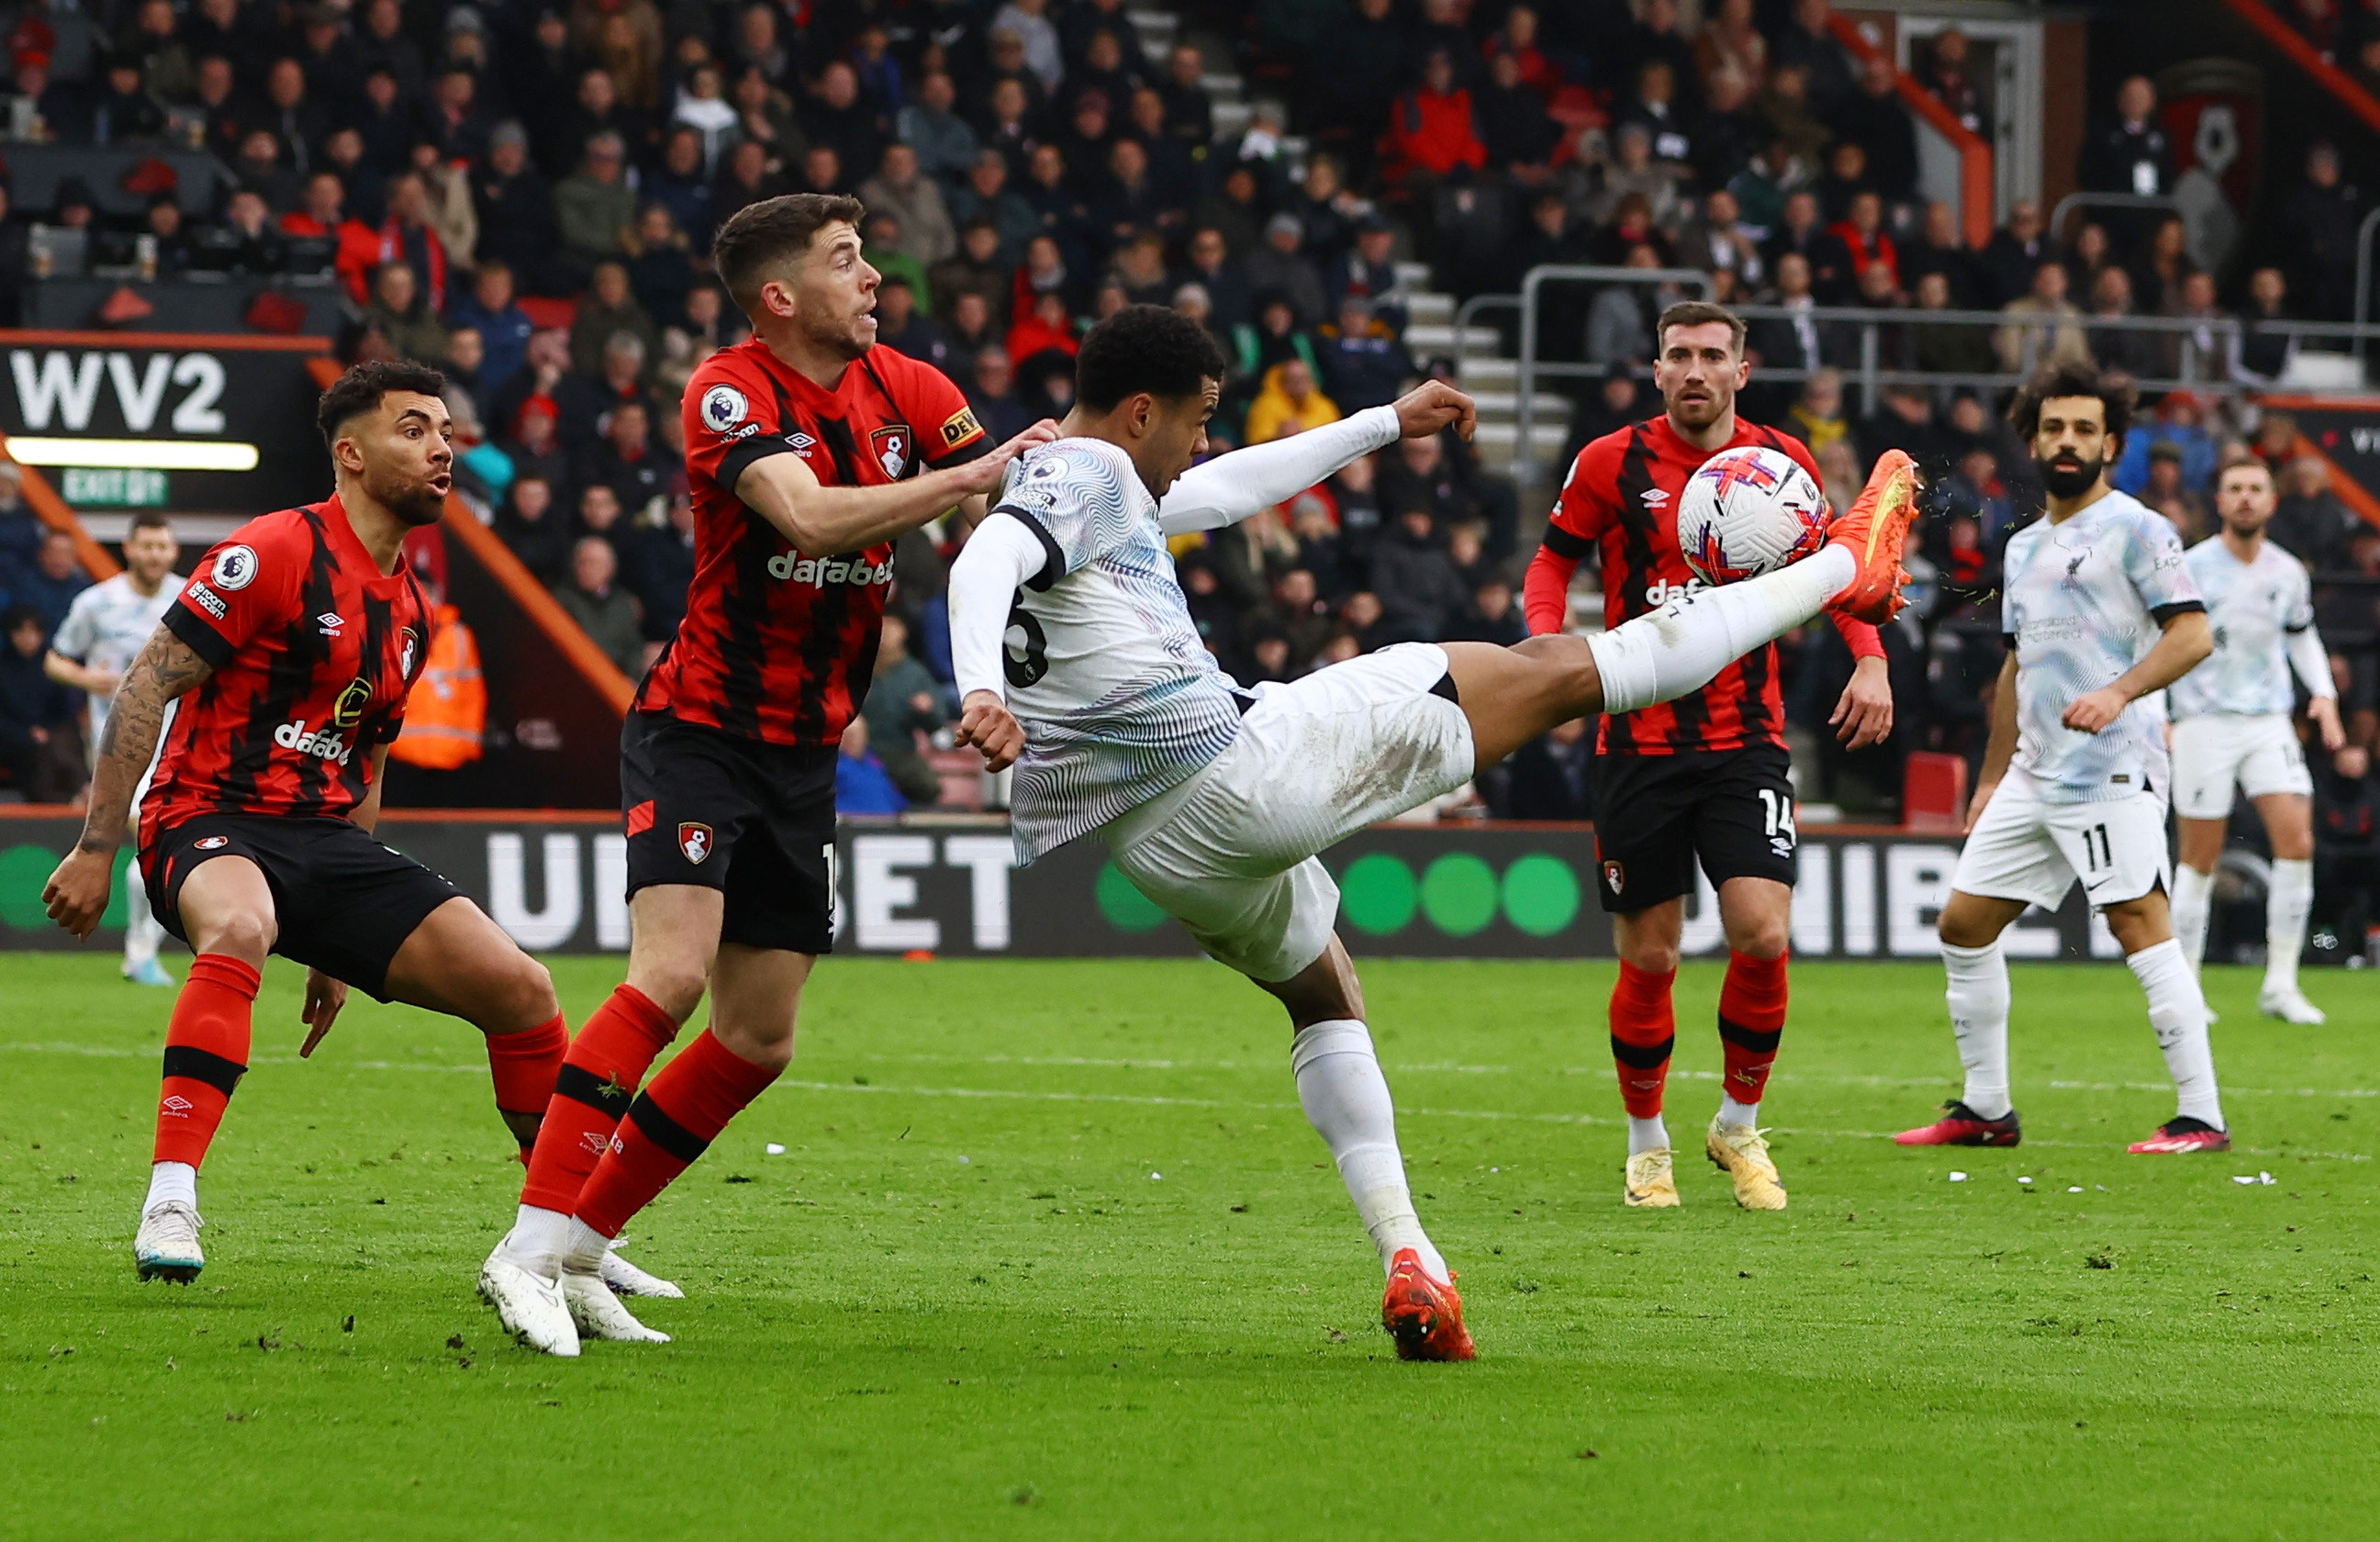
top-left (1626, 1114), bottom-right (1671, 1156)
top-left (123, 902), bottom-right (164, 971)
top-left (1589, 544), bottom-right (1856, 714)
top-left (2172, 863), bottom-right (2214, 974)
top-left (1291, 1019), bottom-right (1448, 1284)
top-left (2127, 938), bottom-right (2224, 1129)
top-left (144, 1160), bottom-right (196, 1216)
top-left (2265, 858), bottom-right (2314, 998)
top-left (506, 1203), bottom-right (575, 1277)
top-left (1716, 1095), bottom-right (1760, 1129)
top-left (1942, 940), bottom-right (2012, 1120)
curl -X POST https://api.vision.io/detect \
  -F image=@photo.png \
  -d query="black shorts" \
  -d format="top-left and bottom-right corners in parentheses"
top-left (620, 710), bottom-right (837, 955)
top-left (1592, 742), bottom-right (1798, 913)
top-left (141, 814), bottom-right (462, 999)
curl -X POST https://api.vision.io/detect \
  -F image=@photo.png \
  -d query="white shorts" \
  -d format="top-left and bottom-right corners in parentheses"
top-left (1102, 642), bottom-right (1476, 981)
top-left (2171, 713), bottom-right (2312, 821)
top-left (1951, 766), bottom-right (2172, 911)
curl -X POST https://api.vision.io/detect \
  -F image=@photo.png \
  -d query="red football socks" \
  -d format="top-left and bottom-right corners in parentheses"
top-left (1718, 950), bottom-right (1789, 1104)
top-left (1608, 958), bottom-right (1677, 1120)
top-left (485, 1012), bottom-right (569, 1153)
top-left (152, 954), bottom-right (261, 1168)
top-left (573, 1029), bottom-right (779, 1240)
top-left (519, 985), bottom-right (680, 1212)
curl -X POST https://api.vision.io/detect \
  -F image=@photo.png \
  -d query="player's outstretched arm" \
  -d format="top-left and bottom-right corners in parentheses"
top-left (736, 420), bottom-right (1056, 554)
top-left (2062, 610), bottom-right (2213, 734)
top-left (1156, 383), bottom-right (1477, 537)
top-left (41, 625), bottom-right (214, 939)
top-left (42, 647), bottom-right (117, 698)
top-left (946, 516), bottom-right (1044, 772)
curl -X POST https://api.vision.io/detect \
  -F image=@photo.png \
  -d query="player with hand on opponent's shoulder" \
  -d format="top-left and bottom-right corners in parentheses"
top-left (946, 305), bottom-right (1920, 1361)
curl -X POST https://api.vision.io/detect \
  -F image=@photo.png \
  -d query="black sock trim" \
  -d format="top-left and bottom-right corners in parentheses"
top-left (625, 1092), bottom-right (710, 1164)
top-left (1717, 1016), bottom-right (1783, 1055)
top-left (162, 1045), bottom-right (246, 1097)
top-left (1610, 1034), bottom-right (1676, 1069)
top-left (554, 1061), bottom-right (637, 1116)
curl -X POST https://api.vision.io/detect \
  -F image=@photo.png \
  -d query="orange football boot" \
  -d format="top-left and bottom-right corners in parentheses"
top-left (1825, 447), bottom-right (1921, 624)
top-left (1380, 1248), bottom-right (1476, 1362)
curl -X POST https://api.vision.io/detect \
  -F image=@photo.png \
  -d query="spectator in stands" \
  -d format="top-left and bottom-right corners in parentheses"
top-left (0, 602), bottom-right (82, 799)
top-left (2235, 265), bottom-right (2298, 386)
top-left (1176, 224), bottom-right (1254, 332)
top-left (943, 289), bottom-right (1000, 362)
top-left (930, 219), bottom-right (1010, 329)
top-left (1245, 360), bottom-right (1341, 444)
top-left (1495, 717), bottom-right (1593, 819)
top-left (1910, 270), bottom-right (1995, 378)
top-left (2080, 75), bottom-right (2173, 245)
top-left (967, 346), bottom-right (1033, 441)
top-left (1831, 55), bottom-right (1916, 202)
top-left (553, 330), bottom-right (655, 454)
top-left (1757, 61), bottom-right (1832, 174)
top-left (139, 196), bottom-right (193, 278)
top-left (2314, 743), bottom-right (2375, 956)
top-left (1827, 189), bottom-right (1899, 292)
top-left (92, 47), bottom-right (166, 144)
top-left (1761, 188), bottom-right (1839, 298)
top-left (1381, 47), bottom-right (1487, 193)
top-left (0, 468), bottom-right (39, 597)
top-left (2066, 223), bottom-right (2115, 307)
top-left (2130, 213), bottom-right (2197, 316)
top-left (625, 493), bottom-right (694, 647)
top-left (1995, 261), bottom-right (2089, 374)
top-left (2135, 441), bottom-right (2210, 542)
top-left (832, 717), bottom-right (907, 815)
top-left (1380, 430), bottom-right (1510, 558)
top-left (471, 122), bottom-right (559, 291)
top-left (1107, 229), bottom-right (1170, 307)
top-left (583, 398), bottom-right (667, 520)
top-left (1915, 28), bottom-right (1983, 136)
top-left (16, 531), bottom-right (87, 631)
top-left (1007, 288), bottom-right (1079, 379)
top-left (1774, 0), bottom-right (1857, 112)
top-left (2086, 265), bottom-right (2161, 378)
top-left (2162, 271), bottom-right (2229, 383)
top-left (1369, 508), bottom-right (1470, 643)
top-left (1587, 245), bottom-right (1670, 365)
top-left (1693, 66), bottom-right (1764, 191)
top-left (494, 475), bottom-right (568, 587)
top-left (570, 260), bottom-right (659, 379)
top-left (1977, 198), bottom-right (2047, 308)
top-left (899, 71), bottom-right (977, 191)
top-left (860, 140), bottom-right (957, 268)
top-left (2273, 455), bottom-right (2361, 571)
top-left (1780, 367), bottom-right (1850, 458)
top-left (1098, 142), bottom-right (1178, 247)
top-left (873, 275), bottom-right (951, 374)
top-left (948, 150), bottom-right (1038, 265)
top-left (363, 262), bottom-right (449, 365)
top-left (1244, 214), bottom-right (1330, 330)
top-left (1318, 296), bottom-right (1413, 413)
top-left (553, 535), bottom-right (643, 679)
top-left (1901, 201), bottom-right (1977, 306)
top-left (555, 130), bottom-right (637, 281)
top-left (2282, 140), bottom-right (2363, 321)
top-left (858, 611), bottom-right (947, 808)
top-left (623, 205), bottom-right (695, 330)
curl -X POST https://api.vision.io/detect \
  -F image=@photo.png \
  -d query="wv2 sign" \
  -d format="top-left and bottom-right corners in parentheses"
top-left (8, 350), bottom-right (227, 433)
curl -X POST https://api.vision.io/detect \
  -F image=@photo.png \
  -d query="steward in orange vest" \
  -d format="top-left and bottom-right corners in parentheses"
top-left (391, 603), bottom-right (486, 770)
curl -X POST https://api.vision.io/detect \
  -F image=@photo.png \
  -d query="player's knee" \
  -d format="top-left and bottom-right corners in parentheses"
top-left (2271, 830), bottom-right (2315, 862)
top-left (1618, 935), bottom-right (1682, 975)
top-left (1937, 909), bottom-right (1995, 951)
top-left (1727, 918), bottom-right (1789, 961)
top-left (196, 908), bottom-right (274, 962)
top-left (630, 957), bottom-right (709, 1024)
top-left (503, 956), bottom-right (559, 1029)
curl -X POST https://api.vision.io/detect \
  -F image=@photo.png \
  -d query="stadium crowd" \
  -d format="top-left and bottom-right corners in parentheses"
top-left (0, 0), bottom-right (2372, 942)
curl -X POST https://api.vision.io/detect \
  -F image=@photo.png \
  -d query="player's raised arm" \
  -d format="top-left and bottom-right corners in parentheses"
top-left (735, 419), bottom-right (1055, 555)
top-left (41, 624), bottom-right (214, 938)
top-left (1156, 382), bottom-right (1476, 537)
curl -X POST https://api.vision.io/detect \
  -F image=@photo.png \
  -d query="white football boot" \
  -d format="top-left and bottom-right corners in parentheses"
top-left (134, 1201), bottom-right (205, 1282)
top-left (600, 1239), bottom-right (684, 1299)
top-left (562, 1268), bottom-right (670, 1343)
top-left (479, 1242), bottom-right (580, 1357)
top-left (2260, 987), bottom-right (2327, 1025)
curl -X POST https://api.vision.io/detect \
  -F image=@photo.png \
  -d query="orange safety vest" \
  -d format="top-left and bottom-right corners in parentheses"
top-left (390, 604), bottom-right (486, 770)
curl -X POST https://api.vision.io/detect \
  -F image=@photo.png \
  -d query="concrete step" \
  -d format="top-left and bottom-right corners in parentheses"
top-left (1403, 322), bottom-right (1501, 352)
top-left (1130, 9), bottom-right (1177, 40)
top-left (1212, 100), bottom-right (1251, 137)
top-left (1201, 72), bottom-right (1244, 96)
top-left (1403, 291), bottom-right (1453, 323)
top-left (1466, 391), bottom-right (1570, 424)
top-left (1394, 261), bottom-right (1435, 287)
top-left (1457, 355), bottom-right (1518, 384)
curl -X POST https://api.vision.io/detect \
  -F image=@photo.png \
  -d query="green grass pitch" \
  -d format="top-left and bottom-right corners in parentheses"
top-left (3, 952), bottom-right (2376, 1539)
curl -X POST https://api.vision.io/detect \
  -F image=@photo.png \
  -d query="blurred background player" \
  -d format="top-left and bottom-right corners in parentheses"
top-left (1897, 363), bottom-right (2223, 1156)
top-left (479, 194), bottom-right (1052, 1357)
top-left (1522, 302), bottom-right (1895, 1213)
top-left (2166, 459), bottom-right (2344, 1024)
top-left (40, 363), bottom-right (571, 1285)
top-left (45, 511), bottom-right (182, 987)
top-left (946, 306), bottom-right (1919, 1359)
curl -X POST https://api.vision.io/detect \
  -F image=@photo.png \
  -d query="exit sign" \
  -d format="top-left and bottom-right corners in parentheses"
top-left (61, 467), bottom-right (168, 506)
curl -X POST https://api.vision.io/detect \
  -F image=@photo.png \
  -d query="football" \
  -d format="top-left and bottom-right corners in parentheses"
top-left (1674, 445), bottom-right (1831, 586)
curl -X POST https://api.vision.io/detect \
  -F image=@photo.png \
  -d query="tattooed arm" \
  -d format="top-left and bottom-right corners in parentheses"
top-left (41, 626), bottom-right (214, 940)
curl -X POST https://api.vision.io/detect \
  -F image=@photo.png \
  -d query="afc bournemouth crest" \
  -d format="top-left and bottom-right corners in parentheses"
top-left (399, 626), bottom-right (421, 680)
top-left (678, 821), bottom-right (714, 865)
top-left (1603, 859), bottom-right (1626, 895)
top-left (871, 423), bottom-right (911, 479)
top-left (195, 835), bottom-right (229, 851)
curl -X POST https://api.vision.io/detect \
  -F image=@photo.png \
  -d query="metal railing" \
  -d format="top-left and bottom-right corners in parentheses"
top-left (1516, 265), bottom-right (1715, 484)
top-left (2354, 205), bottom-right (2380, 366)
top-left (1475, 263), bottom-right (2380, 483)
top-left (2047, 192), bottom-right (2189, 247)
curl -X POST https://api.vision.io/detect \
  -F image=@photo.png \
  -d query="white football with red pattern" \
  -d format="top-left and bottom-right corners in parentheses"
top-left (1675, 446), bottom-right (1830, 586)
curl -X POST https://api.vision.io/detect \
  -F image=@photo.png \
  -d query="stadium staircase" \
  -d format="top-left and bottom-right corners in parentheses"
top-left (1123, 7), bottom-right (1552, 484)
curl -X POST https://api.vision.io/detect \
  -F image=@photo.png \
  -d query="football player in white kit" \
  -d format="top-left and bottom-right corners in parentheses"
top-left (945, 307), bottom-right (1919, 1359)
top-left (2167, 458), bottom-right (2344, 1024)
top-left (1896, 364), bottom-right (2228, 1156)
top-left (44, 511), bottom-right (181, 986)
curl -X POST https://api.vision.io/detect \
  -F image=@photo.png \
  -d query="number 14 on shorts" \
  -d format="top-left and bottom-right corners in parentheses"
top-left (1758, 788), bottom-right (1797, 857)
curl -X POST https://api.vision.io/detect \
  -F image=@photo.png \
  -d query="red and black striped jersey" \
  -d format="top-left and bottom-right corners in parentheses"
top-left (637, 336), bottom-right (989, 745)
top-left (140, 497), bottom-right (432, 841)
top-left (1533, 414), bottom-right (1882, 755)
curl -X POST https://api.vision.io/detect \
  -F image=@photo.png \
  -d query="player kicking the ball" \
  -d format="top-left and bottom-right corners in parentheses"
top-left (1896, 363), bottom-right (2226, 1156)
top-left (945, 306), bottom-right (1919, 1359)
top-left (2166, 457), bottom-right (2344, 1023)
top-left (1524, 302), bottom-right (1895, 1213)
top-left (41, 363), bottom-right (574, 1283)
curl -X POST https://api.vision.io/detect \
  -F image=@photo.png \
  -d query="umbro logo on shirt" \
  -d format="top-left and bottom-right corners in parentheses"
top-left (317, 612), bottom-right (345, 636)
top-left (1640, 488), bottom-right (1670, 508)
